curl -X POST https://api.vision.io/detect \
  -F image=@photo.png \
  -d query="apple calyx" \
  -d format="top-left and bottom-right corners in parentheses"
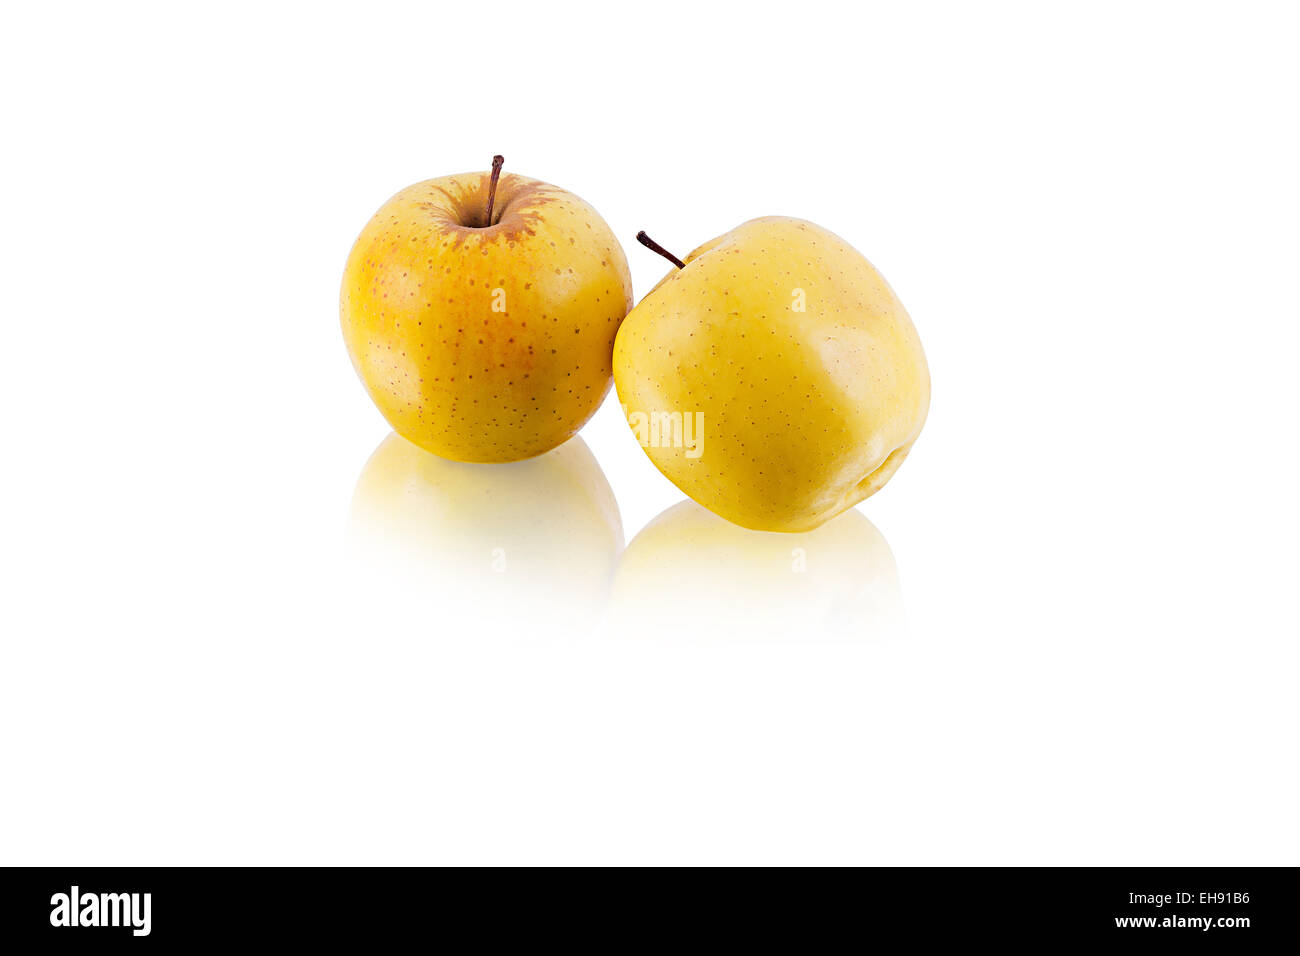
top-left (484, 154), bottom-right (505, 226)
top-left (636, 231), bottom-right (685, 269)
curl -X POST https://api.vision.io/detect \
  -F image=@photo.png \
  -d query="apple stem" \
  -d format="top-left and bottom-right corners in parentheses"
top-left (484, 154), bottom-right (505, 226)
top-left (636, 231), bottom-right (686, 269)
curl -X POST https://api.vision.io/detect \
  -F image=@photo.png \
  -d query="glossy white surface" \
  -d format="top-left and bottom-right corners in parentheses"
top-left (2, 1), bottom-right (1297, 865)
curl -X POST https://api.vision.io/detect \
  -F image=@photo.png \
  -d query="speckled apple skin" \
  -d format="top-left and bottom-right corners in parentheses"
top-left (613, 217), bottom-right (929, 533)
top-left (341, 172), bottom-right (633, 462)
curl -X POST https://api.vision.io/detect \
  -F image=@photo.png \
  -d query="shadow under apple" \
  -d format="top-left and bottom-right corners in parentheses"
top-left (348, 432), bottom-right (623, 638)
top-left (606, 500), bottom-right (904, 642)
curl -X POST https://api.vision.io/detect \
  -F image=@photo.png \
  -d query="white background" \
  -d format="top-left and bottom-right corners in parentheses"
top-left (2, 1), bottom-right (1297, 865)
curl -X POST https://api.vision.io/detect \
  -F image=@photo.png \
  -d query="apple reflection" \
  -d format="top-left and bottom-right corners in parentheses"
top-left (607, 501), bottom-right (904, 641)
top-left (348, 432), bottom-right (623, 637)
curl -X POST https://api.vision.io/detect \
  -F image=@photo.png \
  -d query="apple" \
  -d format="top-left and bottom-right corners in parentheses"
top-left (613, 218), bottom-right (929, 532)
top-left (341, 156), bottom-right (632, 462)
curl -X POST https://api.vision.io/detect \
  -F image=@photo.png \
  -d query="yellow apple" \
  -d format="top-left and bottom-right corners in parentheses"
top-left (613, 218), bottom-right (929, 532)
top-left (341, 157), bottom-right (633, 462)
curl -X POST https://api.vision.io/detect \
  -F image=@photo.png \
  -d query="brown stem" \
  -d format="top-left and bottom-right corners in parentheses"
top-left (484, 154), bottom-right (505, 226)
top-left (636, 231), bottom-right (686, 269)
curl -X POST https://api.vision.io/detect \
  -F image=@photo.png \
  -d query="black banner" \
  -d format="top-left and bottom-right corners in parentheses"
top-left (1, 867), bottom-right (1294, 946)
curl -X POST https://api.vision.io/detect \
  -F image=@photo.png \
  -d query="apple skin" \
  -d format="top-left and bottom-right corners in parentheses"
top-left (613, 217), bottom-right (929, 532)
top-left (341, 170), bottom-right (632, 462)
